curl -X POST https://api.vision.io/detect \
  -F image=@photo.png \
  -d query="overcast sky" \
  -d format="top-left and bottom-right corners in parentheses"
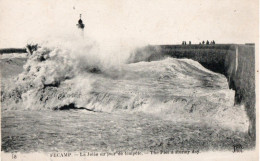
top-left (0, 0), bottom-right (258, 48)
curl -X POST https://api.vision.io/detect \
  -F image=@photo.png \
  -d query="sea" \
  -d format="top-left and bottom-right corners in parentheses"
top-left (1, 40), bottom-right (251, 153)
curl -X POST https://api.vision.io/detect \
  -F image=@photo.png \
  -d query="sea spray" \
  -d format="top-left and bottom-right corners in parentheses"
top-left (1, 41), bottom-right (249, 131)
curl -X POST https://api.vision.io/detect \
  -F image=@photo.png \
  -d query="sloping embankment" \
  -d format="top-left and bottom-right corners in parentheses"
top-left (131, 44), bottom-right (256, 140)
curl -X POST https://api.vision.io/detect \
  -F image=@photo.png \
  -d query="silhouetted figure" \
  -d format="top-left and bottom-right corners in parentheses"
top-left (189, 41), bottom-right (191, 45)
top-left (212, 40), bottom-right (215, 44)
top-left (182, 41), bottom-right (184, 45)
top-left (202, 41), bottom-right (205, 45)
top-left (77, 14), bottom-right (85, 29)
top-left (184, 41), bottom-right (186, 45)
top-left (76, 14), bottom-right (85, 38)
top-left (206, 40), bottom-right (209, 45)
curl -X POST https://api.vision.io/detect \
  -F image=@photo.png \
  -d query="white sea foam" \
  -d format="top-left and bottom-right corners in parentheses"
top-left (1, 39), bottom-right (249, 131)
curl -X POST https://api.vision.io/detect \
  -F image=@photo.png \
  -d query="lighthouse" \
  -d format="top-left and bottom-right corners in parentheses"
top-left (76, 14), bottom-right (85, 38)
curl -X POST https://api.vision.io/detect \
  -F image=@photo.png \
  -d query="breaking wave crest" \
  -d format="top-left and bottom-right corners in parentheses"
top-left (1, 42), bottom-right (249, 131)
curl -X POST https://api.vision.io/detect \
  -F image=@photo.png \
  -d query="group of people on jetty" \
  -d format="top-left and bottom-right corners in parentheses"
top-left (182, 40), bottom-right (216, 45)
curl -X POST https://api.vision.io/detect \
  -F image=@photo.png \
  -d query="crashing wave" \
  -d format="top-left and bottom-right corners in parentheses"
top-left (1, 43), bottom-right (249, 131)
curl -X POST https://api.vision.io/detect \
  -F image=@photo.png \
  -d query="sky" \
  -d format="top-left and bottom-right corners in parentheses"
top-left (0, 0), bottom-right (259, 48)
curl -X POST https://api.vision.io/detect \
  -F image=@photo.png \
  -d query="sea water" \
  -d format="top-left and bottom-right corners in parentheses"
top-left (1, 42), bottom-right (250, 152)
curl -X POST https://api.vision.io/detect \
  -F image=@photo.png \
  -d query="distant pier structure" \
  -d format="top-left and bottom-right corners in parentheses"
top-left (76, 14), bottom-right (85, 38)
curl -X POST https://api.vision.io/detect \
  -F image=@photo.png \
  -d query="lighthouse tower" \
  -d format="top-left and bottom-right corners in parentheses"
top-left (76, 14), bottom-right (85, 38)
